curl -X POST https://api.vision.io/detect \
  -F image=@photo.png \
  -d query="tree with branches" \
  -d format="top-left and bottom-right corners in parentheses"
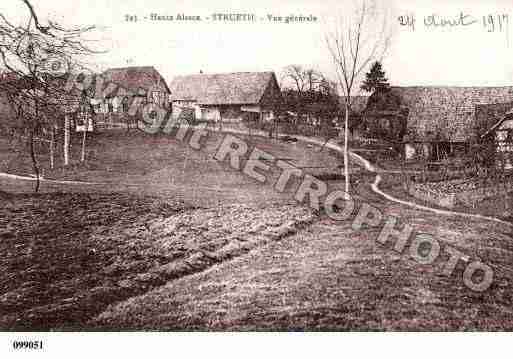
top-left (281, 65), bottom-right (325, 124)
top-left (0, 0), bottom-right (100, 191)
top-left (324, 0), bottom-right (392, 195)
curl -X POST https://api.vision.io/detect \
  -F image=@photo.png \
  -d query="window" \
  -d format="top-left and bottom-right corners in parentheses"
top-left (122, 97), bottom-right (130, 113)
top-left (497, 130), bottom-right (508, 142)
top-left (152, 91), bottom-right (160, 104)
top-left (77, 105), bottom-right (91, 131)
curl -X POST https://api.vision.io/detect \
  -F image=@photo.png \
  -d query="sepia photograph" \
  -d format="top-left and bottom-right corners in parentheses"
top-left (1, 0), bottom-right (513, 357)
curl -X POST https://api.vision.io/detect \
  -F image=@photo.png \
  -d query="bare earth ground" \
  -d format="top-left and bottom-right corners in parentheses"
top-left (1, 131), bottom-right (513, 330)
top-left (90, 185), bottom-right (513, 331)
top-left (0, 192), bottom-right (313, 330)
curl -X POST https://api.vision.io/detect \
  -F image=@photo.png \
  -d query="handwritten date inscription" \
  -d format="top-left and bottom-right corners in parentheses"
top-left (398, 12), bottom-right (509, 33)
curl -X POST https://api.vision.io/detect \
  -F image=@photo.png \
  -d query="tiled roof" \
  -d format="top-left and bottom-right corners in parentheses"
top-left (169, 72), bottom-right (277, 105)
top-left (390, 86), bottom-right (513, 141)
top-left (102, 66), bottom-right (170, 95)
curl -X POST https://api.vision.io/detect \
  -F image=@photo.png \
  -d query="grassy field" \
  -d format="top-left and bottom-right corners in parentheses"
top-left (2, 130), bottom-right (513, 330)
top-left (0, 129), bottom-right (342, 207)
top-left (0, 129), bottom-right (332, 330)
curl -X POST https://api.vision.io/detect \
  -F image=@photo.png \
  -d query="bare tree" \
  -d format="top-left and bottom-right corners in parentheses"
top-left (0, 0), bottom-right (100, 191)
top-left (324, 0), bottom-right (392, 195)
top-left (281, 65), bottom-right (325, 123)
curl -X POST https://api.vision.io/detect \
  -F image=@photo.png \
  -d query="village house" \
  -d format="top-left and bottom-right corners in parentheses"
top-left (92, 66), bottom-right (170, 130)
top-left (169, 71), bottom-right (281, 124)
top-left (363, 86), bottom-right (513, 160)
top-left (479, 103), bottom-right (513, 169)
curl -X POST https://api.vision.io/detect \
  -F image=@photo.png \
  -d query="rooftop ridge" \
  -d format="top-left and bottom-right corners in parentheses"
top-left (391, 85), bottom-right (513, 89)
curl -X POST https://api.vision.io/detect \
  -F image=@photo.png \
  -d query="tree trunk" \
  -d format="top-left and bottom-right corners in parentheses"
top-left (50, 127), bottom-right (55, 169)
top-left (64, 115), bottom-right (70, 165)
top-left (81, 127), bottom-right (87, 162)
top-left (344, 102), bottom-right (350, 196)
top-left (29, 132), bottom-right (40, 193)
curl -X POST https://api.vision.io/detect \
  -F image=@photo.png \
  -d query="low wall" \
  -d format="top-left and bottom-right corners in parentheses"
top-left (405, 182), bottom-right (456, 208)
top-left (405, 180), bottom-right (513, 209)
top-left (454, 182), bottom-right (513, 207)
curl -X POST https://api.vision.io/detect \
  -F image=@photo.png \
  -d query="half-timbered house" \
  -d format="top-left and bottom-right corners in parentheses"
top-left (94, 66), bottom-right (170, 129)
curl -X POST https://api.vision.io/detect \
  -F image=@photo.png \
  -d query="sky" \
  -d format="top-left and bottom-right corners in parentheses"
top-left (2, 0), bottom-right (513, 91)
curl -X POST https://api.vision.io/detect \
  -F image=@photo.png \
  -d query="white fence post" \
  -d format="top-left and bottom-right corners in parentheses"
top-left (64, 115), bottom-right (70, 166)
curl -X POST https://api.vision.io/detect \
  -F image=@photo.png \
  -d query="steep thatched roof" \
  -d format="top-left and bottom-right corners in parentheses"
top-left (169, 72), bottom-right (278, 105)
top-left (384, 86), bottom-right (513, 142)
top-left (102, 66), bottom-right (170, 95)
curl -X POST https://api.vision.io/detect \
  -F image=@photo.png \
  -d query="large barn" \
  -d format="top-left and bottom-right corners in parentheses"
top-left (169, 71), bottom-right (281, 124)
top-left (364, 86), bottom-right (513, 159)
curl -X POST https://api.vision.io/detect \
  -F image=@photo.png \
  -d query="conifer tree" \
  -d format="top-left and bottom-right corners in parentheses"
top-left (361, 61), bottom-right (390, 93)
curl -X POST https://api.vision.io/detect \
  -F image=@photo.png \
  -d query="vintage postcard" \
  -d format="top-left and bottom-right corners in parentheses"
top-left (0, 0), bottom-right (512, 357)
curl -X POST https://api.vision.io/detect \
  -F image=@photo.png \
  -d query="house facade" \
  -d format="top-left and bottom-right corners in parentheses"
top-left (481, 108), bottom-right (513, 170)
top-left (93, 66), bottom-right (170, 129)
top-left (75, 90), bottom-right (94, 132)
top-left (169, 72), bottom-right (281, 124)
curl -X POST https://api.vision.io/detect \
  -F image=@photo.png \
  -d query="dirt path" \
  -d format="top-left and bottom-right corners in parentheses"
top-left (287, 135), bottom-right (511, 226)
top-left (0, 172), bottom-right (106, 185)
top-left (349, 152), bottom-right (512, 227)
top-left (271, 133), bottom-right (512, 227)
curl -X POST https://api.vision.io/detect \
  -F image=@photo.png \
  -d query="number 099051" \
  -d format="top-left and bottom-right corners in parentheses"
top-left (12, 340), bottom-right (43, 350)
